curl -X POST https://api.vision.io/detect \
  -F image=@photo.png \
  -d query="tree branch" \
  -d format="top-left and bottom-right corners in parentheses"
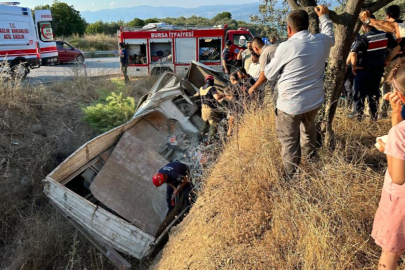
top-left (287, 0), bottom-right (300, 10)
top-left (328, 10), bottom-right (342, 24)
top-left (364, 0), bottom-right (395, 13)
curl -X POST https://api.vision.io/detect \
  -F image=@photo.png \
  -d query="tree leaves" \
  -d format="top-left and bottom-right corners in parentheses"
top-left (82, 92), bottom-right (136, 133)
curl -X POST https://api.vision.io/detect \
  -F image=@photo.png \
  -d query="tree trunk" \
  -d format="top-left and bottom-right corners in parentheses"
top-left (324, 0), bottom-right (394, 146)
top-left (285, 0), bottom-right (395, 147)
top-left (324, 0), bottom-right (364, 146)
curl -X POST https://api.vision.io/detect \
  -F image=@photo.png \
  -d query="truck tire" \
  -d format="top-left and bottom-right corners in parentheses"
top-left (10, 61), bottom-right (28, 80)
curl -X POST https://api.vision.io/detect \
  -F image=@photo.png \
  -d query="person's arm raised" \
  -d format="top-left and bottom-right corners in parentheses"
top-left (315, 5), bottom-right (335, 45)
top-left (359, 11), bottom-right (398, 35)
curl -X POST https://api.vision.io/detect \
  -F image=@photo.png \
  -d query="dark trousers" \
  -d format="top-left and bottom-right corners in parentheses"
top-left (276, 107), bottom-right (320, 178)
top-left (166, 183), bottom-right (192, 216)
top-left (121, 64), bottom-right (129, 84)
top-left (343, 68), bottom-right (354, 107)
top-left (353, 68), bottom-right (383, 121)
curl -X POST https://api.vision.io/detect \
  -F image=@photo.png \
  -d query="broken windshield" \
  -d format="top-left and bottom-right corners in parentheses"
top-left (151, 72), bottom-right (178, 94)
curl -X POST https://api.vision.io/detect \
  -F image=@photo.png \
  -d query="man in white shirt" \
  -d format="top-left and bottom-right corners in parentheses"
top-left (264, 5), bottom-right (334, 179)
top-left (247, 52), bottom-right (260, 80)
top-left (248, 37), bottom-right (278, 105)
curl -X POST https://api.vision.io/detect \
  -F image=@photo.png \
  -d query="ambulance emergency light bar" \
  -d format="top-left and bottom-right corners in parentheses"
top-left (0, 2), bottom-right (21, 5)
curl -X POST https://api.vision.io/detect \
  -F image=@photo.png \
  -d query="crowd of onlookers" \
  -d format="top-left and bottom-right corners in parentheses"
top-left (194, 4), bottom-right (405, 269)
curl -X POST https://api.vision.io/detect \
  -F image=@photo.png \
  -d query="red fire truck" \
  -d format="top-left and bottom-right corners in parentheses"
top-left (118, 23), bottom-right (253, 77)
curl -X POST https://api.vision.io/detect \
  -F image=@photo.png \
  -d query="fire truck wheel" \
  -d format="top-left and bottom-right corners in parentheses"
top-left (75, 55), bottom-right (85, 64)
top-left (10, 61), bottom-right (28, 80)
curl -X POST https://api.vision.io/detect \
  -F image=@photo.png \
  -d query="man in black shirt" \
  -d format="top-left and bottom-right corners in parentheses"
top-left (194, 75), bottom-right (223, 142)
top-left (152, 161), bottom-right (191, 215)
top-left (350, 21), bottom-right (399, 121)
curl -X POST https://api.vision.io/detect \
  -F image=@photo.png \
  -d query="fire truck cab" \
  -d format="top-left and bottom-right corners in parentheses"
top-left (118, 24), bottom-right (253, 77)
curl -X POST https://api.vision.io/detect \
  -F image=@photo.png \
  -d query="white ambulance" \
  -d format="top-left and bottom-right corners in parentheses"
top-left (0, 2), bottom-right (57, 78)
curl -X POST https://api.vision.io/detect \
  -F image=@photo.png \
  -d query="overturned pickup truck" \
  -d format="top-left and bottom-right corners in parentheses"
top-left (43, 61), bottom-right (229, 269)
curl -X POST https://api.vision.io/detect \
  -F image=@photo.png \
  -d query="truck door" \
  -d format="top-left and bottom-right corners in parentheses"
top-left (34, 10), bottom-right (58, 65)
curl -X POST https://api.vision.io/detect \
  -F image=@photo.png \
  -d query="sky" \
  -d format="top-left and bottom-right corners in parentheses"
top-left (20, 0), bottom-right (259, 11)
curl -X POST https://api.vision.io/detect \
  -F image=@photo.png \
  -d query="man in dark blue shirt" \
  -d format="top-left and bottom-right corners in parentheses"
top-left (120, 42), bottom-right (129, 84)
top-left (152, 162), bottom-right (191, 215)
top-left (350, 21), bottom-right (399, 121)
top-left (222, 40), bottom-right (233, 75)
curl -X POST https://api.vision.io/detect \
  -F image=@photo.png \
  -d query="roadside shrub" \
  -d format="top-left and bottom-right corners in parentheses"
top-left (83, 92), bottom-right (135, 132)
top-left (62, 33), bottom-right (117, 51)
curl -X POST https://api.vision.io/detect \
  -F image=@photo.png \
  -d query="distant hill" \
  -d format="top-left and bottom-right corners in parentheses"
top-left (80, 3), bottom-right (261, 23)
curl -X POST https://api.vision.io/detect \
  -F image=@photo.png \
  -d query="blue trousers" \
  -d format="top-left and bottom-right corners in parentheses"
top-left (353, 68), bottom-right (383, 120)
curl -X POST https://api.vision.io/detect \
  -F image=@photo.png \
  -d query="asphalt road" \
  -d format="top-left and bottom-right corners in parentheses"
top-left (25, 57), bottom-right (120, 84)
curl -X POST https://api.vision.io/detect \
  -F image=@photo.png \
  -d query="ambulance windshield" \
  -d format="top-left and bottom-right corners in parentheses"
top-left (38, 22), bottom-right (54, 42)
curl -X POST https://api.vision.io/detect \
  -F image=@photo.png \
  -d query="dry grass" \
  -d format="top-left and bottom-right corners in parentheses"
top-left (0, 75), bottom-right (149, 270)
top-left (153, 106), bottom-right (395, 270)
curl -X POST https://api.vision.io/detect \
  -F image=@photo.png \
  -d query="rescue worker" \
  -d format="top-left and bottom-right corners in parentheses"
top-left (350, 19), bottom-right (399, 121)
top-left (152, 162), bottom-right (191, 216)
top-left (194, 75), bottom-right (224, 143)
top-left (119, 42), bottom-right (129, 84)
top-left (222, 40), bottom-right (233, 75)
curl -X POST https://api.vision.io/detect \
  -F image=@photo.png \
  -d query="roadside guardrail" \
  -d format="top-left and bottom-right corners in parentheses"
top-left (84, 51), bottom-right (119, 58)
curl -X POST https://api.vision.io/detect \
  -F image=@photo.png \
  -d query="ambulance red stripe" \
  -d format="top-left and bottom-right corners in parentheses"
top-left (0, 49), bottom-right (37, 54)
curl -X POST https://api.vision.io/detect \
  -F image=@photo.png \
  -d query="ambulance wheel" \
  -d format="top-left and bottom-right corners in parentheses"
top-left (75, 55), bottom-right (84, 64)
top-left (10, 61), bottom-right (28, 80)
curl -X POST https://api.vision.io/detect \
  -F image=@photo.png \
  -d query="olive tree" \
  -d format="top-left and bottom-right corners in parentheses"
top-left (254, 0), bottom-right (395, 145)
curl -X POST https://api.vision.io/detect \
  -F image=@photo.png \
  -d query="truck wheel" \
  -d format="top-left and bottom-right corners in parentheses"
top-left (10, 61), bottom-right (28, 80)
top-left (75, 55), bottom-right (85, 64)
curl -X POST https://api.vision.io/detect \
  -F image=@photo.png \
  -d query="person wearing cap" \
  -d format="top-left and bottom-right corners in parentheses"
top-left (248, 36), bottom-right (279, 105)
top-left (194, 75), bottom-right (224, 142)
top-left (222, 40), bottom-right (233, 75)
top-left (350, 16), bottom-right (399, 121)
top-left (152, 162), bottom-right (191, 215)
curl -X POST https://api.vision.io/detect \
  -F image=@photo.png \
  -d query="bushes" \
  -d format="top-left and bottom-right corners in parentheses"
top-left (83, 92), bottom-right (135, 132)
top-left (63, 33), bottom-right (117, 51)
